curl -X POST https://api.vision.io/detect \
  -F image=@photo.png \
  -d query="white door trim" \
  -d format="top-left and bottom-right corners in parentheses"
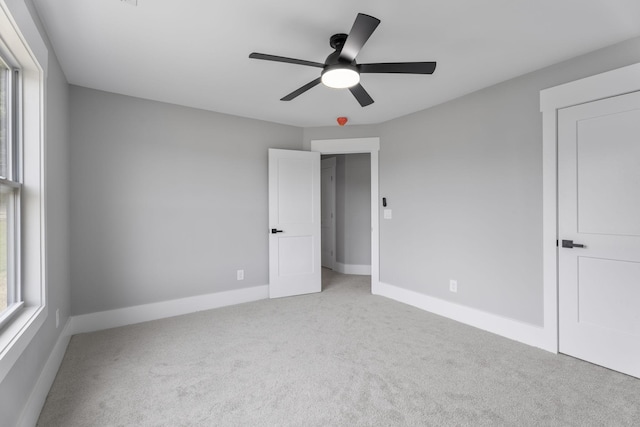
top-left (321, 157), bottom-right (337, 270)
top-left (539, 62), bottom-right (640, 353)
top-left (311, 138), bottom-right (380, 292)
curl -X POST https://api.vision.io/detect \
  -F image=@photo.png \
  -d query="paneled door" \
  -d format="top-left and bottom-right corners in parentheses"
top-left (268, 149), bottom-right (321, 298)
top-left (558, 90), bottom-right (640, 378)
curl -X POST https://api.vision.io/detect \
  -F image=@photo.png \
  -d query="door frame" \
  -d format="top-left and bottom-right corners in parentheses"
top-left (539, 62), bottom-right (640, 353)
top-left (320, 156), bottom-right (337, 270)
top-left (311, 137), bottom-right (380, 292)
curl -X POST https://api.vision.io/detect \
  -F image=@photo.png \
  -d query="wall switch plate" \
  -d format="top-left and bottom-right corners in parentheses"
top-left (56, 309), bottom-right (60, 328)
top-left (383, 209), bottom-right (392, 219)
top-left (237, 270), bottom-right (244, 280)
top-left (449, 280), bottom-right (458, 293)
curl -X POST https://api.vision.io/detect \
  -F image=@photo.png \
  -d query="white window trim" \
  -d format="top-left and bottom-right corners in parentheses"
top-left (0, 0), bottom-right (48, 383)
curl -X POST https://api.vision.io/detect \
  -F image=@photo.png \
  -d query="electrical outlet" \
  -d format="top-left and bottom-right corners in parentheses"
top-left (55, 309), bottom-right (59, 328)
top-left (237, 269), bottom-right (244, 281)
top-left (449, 280), bottom-right (458, 293)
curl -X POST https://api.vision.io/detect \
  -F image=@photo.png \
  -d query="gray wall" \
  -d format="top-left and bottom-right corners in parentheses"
top-left (69, 87), bottom-right (303, 315)
top-left (0, 0), bottom-right (71, 425)
top-left (333, 154), bottom-right (371, 266)
top-left (308, 36), bottom-right (640, 327)
top-left (3, 16), bottom-right (639, 424)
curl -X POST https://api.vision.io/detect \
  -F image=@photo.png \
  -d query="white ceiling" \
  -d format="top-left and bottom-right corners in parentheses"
top-left (32, 0), bottom-right (640, 127)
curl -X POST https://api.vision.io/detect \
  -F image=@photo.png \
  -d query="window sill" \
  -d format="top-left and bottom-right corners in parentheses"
top-left (0, 304), bottom-right (47, 383)
top-left (0, 302), bottom-right (26, 330)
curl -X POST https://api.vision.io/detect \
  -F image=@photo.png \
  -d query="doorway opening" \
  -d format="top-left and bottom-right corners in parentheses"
top-left (311, 137), bottom-right (380, 293)
top-left (321, 153), bottom-right (372, 290)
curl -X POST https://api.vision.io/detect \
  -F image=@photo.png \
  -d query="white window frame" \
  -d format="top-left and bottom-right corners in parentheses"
top-left (0, 45), bottom-right (24, 330)
top-left (0, 0), bottom-right (48, 383)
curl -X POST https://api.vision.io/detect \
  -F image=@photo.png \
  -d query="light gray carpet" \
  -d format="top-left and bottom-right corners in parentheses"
top-left (38, 270), bottom-right (640, 426)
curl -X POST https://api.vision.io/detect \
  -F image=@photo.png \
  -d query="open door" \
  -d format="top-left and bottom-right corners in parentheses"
top-left (268, 149), bottom-right (321, 298)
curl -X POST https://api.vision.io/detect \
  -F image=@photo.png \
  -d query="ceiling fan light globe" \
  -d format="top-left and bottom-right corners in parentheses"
top-left (321, 68), bottom-right (360, 88)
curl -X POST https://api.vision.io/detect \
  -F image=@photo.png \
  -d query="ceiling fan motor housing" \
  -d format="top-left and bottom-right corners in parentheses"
top-left (322, 61), bottom-right (359, 76)
top-left (322, 34), bottom-right (361, 88)
top-left (325, 35), bottom-right (356, 66)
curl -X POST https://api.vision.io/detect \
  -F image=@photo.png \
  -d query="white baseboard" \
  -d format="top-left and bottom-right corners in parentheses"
top-left (17, 320), bottom-right (72, 427)
top-left (334, 262), bottom-right (371, 276)
top-left (68, 285), bottom-right (269, 335)
top-left (17, 286), bottom-right (269, 426)
top-left (375, 282), bottom-right (555, 352)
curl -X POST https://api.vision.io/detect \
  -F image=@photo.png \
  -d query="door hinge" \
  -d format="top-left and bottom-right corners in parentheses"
top-left (556, 239), bottom-right (558, 247)
top-left (331, 175), bottom-right (333, 181)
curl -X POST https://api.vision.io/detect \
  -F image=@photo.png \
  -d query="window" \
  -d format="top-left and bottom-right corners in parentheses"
top-left (0, 53), bottom-right (21, 328)
top-left (0, 0), bottom-right (47, 383)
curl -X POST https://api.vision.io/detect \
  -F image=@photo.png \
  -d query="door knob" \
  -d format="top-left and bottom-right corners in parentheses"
top-left (271, 229), bottom-right (284, 234)
top-left (562, 239), bottom-right (585, 248)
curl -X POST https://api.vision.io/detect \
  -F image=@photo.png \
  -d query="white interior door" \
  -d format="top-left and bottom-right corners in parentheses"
top-left (558, 90), bottom-right (640, 378)
top-left (321, 157), bottom-right (336, 270)
top-left (268, 149), bottom-right (321, 298)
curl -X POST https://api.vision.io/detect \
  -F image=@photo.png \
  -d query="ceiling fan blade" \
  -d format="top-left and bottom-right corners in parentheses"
top-left (340, 13), bottom-right (380, 62)
top-left (349, 83), bottom-right (374, 107)
top-left (249, 53), bottom-right (324, 68)
top-left (281, 78), bottom-right (322, 101)
top-left (360, 62), bottom-right (437, 74)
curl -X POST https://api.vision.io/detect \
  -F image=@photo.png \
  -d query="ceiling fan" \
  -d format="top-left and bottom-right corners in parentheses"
top-left (249, 13), bottom-right (437, 107)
